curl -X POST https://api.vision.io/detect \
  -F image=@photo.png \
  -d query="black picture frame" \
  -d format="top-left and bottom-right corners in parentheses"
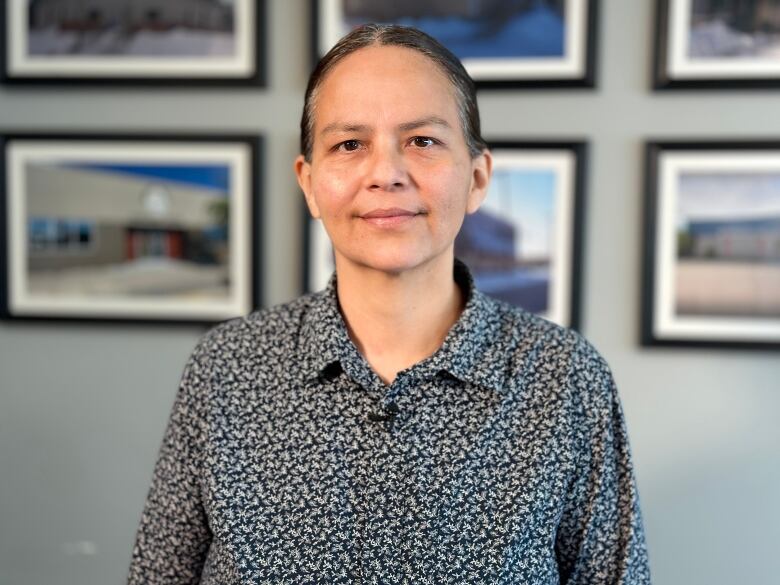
top-left (654, 0), bottom-right (780, 90)
top-left (311, 0), bottom-right (599, 89)
top-left (642, 140), bottom-right (780, 349)
top-left (0, 132), bottom-right (262, 326)
top-left (303, 140), bottom-right (588, 330)
top-left (1, 1), bottom-right (266, 87)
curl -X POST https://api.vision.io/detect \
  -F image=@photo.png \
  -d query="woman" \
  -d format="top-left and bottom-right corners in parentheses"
top-left (128, 25), bottom-right (651, 584)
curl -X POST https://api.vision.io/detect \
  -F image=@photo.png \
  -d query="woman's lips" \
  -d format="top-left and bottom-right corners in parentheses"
top-left (360, 207), bottom-right (422, 227)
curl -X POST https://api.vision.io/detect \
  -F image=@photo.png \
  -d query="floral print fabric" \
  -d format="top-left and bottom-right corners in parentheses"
top-left (128, 259), bottom-right (651, 584)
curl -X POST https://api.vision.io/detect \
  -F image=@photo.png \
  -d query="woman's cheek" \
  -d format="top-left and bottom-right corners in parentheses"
top-left (314, 178), bottom-right (352, 213)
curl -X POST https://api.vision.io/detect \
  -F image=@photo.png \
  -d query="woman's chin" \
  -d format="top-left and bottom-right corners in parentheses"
top-left (336, 249), bottom-right (450, 276)
top-left (355, 257), bottom-right (419, 275)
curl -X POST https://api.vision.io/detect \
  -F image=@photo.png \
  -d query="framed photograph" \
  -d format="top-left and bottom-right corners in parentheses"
top-left (1, 0), bottom-right (265, 86)
top-left (304, 141), bottom-right (587, 330)
top-left (654, 0), bottom-right (780, 89)
top-left (312, 0), bottom-right (599, 88)
top-left (643, 141), bottom-right (780, 348)
top-left (0, 133), bottom-right (261, 325)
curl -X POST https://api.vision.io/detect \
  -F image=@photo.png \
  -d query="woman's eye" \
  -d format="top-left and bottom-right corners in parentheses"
top-left (412, 136), bottom-right (436, 148)
top-left (339, 139), bottom-right (361, 152)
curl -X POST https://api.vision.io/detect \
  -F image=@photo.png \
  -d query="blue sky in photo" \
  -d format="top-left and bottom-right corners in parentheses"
top-left (678, 172), bottom-right (780, 228)
top-left (480, 168), bottom-right (556, 258)
top-left (347, 5), bottom-right (565, 59)
top-left (65, 163), bottom-right (230, 193)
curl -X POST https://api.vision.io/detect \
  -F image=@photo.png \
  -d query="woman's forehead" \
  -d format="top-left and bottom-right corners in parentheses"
top-left (313, 45), bottom-right (459, 127)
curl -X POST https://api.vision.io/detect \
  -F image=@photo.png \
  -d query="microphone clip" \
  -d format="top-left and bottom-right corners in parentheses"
top-left (367, 401), bottom-right (399, 422)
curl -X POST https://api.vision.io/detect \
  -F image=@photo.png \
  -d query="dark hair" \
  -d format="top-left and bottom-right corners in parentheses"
top-left (300, 24), bottom-right (487, 161)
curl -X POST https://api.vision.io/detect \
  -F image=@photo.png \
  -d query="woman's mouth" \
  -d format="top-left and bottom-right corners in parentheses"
top-left (360, 207), bottom-right (423, 228)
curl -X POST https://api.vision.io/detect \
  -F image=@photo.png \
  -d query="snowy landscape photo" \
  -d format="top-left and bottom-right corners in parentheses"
top-left (340, 0), bottom-right (566, 60)
top-left (658, 0), bottom-right (780, 86)
top-left (316, 0), bottom-right (594, 85)
top-left (687, 0), bottom-right (780, 60)
top-left (4, 0), bottom-right (259, 82)
top-left (26, 0), bottom-right (237, 57)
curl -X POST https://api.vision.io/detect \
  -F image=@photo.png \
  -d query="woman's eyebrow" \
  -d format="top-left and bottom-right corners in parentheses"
top-left (320, 116), bottom-right (452, 137)
top-left (320, 122), bottom-right (369, 136)
top-left (398, 116), bottom-right (452, 132)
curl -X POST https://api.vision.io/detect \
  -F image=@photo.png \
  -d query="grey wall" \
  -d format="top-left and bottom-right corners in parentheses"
top-left (1, 2), bottom-right (778, 584)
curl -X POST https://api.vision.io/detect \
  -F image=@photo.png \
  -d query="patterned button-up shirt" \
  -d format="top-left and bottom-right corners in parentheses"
top-left (128, 260), bottom-right (651, 584)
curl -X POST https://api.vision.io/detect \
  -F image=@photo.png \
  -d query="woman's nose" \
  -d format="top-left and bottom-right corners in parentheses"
top-left (366, 141), bottom-right (408, 192)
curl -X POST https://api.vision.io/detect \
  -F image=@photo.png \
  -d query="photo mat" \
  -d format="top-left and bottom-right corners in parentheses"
top-left (1, 134), bottom-right (261, 324)
top-left (2, 0), bottom-right (264, 85)
top-left (655, 0), bottom-right (780, 88)
top-left (314, 0), bottom-right (597, 87)
top-left (643, 141), bottom-right (780, 347)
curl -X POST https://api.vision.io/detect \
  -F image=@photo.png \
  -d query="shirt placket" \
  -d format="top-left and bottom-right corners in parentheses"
top-left (334, 363), bottom-right (414, 582)
top-left (364, 373), bottom-right (428, 583)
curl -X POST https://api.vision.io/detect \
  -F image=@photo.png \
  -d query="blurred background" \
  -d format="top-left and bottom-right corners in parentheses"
top-left (1, 1), bottom-right (779, 584)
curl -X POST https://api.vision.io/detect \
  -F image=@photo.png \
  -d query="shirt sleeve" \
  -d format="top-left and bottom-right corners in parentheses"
top-left (127, 337), bottom-right (213, 584)
top-left (554, 339), bottom-right (652, 584)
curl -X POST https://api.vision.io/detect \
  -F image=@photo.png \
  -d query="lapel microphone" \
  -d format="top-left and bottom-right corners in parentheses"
top-left (367, 401), bottom-right (399, 422)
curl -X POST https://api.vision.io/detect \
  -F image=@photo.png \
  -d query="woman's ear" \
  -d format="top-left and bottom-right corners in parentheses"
top-left (466, 148), bottom-right (492, 214)
top-left (294, 154), bottom-right (320, 219)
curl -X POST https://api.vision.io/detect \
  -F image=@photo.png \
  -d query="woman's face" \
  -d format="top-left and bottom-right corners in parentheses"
top-left (295, 45), bottom-right (491, 276)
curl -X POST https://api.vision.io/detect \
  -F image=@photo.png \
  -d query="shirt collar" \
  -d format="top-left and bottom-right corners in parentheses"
top-left (298, 258), bottom-right (508, 395)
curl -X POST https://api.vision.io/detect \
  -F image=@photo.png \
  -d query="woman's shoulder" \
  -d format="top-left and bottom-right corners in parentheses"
top-left (190, 292), bottom-right (323, 359)
top-left (477, 292), bottom-right (613, 392)
top-left (477, 291), bottom-right (587, 353)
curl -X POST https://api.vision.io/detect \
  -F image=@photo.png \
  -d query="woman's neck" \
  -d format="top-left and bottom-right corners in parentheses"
top-left (334, 253), bottom-right (465, 385)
